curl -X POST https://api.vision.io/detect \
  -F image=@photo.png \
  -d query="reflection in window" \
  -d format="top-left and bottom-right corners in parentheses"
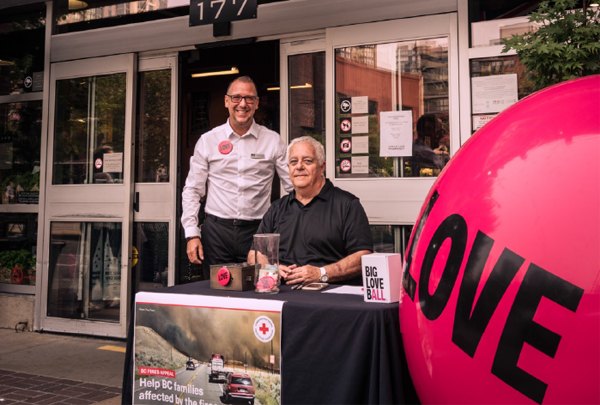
top-left (53, 0), bottom-right (187, 34)
top-left (178, 228), bottom-right (202, 284)
top-left (371, 225), bottom-right (413, 260)
top-left (53, 74), bottom-right (126, 185)
top-left (0, 213), bottom-right (37, 286)
top-left (0, 101), bottom-right (42, 204)
top-left (47, 222), bottom-right (121, 322)
top-left (288, 52), bottom-right (326, 147)
top-left (135, 70), bottom-right (171, 183)
top-left (132, 222), bottom-right (169, 294)
top-left (469, 0), bottom-right (546, 48)
top-left (53, 0), bottom-right (289, 34)
top-left (0, 8), bottom-right (45, 96)
top-left (335, 38), bottom-right (450, 178)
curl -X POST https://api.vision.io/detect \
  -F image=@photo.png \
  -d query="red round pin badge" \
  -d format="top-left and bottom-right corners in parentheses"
top-left (219, 141), bottom-right (233, 155)
top-left (217, 267), bottom-right (231, 286)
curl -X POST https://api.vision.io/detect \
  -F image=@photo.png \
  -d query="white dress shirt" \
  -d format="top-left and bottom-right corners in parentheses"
top-left (181, 119), bottom-right (293, 238)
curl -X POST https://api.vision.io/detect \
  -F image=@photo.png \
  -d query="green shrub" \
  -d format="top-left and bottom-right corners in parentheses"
top-left (502, 0), bottom-right (600, 90)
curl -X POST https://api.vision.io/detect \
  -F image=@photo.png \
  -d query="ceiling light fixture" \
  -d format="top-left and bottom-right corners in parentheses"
top-left (68, 0), bottom-right (88, 10)
top-left (191, 67), bottom-right (239, 78)
top-left (267, 83), bottom-right (313, 91)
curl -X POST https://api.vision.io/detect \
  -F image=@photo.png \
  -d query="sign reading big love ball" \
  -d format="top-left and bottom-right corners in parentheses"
top-left (400, 76), bottom-right (599, 405)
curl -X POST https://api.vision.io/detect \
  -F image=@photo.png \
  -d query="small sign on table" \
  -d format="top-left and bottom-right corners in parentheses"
top-left (361, 253), bottom-right (402, 303)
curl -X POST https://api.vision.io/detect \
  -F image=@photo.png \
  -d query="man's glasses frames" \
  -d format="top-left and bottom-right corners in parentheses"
top-left (227, 94), bottom-right (258, 104)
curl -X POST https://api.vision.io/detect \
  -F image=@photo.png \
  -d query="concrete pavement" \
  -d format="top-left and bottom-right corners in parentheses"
top-left (0, 327), bottom-right (126, 404)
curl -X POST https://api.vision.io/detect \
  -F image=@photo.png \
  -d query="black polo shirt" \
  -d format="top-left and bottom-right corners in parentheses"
top-left (257, 179), bottom-right (373, 281)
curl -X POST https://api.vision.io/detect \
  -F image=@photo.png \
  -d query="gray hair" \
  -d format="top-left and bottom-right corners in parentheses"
top-left (288, 136), bottom-right (325, 167)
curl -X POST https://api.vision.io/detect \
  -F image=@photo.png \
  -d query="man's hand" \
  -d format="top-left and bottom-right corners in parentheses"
top-left (283, 264), bottom-right (319, 285)
top-left (278, 264), bottom-right (297, 281)
top-left (187, 238), bottom-right (204, 264)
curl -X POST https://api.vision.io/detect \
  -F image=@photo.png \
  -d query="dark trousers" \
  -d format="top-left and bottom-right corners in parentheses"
top-left (201, 214), bottom-right (260, 280)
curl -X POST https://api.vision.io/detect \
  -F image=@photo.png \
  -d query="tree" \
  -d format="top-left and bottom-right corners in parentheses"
top-left (502, 0), bottom-right (600, 91)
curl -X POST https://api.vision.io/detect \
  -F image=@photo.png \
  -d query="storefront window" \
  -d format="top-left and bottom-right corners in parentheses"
top-left (334, 38), bottom-right (450, 179)
top-left (0, 213), bottom-right (37, 286)
top-left (135, 69), bottom-right (171, 183)
top-left (470, 56), bottom-right (535, 133)
top-left (53, 73), bottom-right (126, 185)
top-left (132, 222), bottom-right (169, 294)
top-left (371, 225), bottom-right (413, 259)
top-left (0, 8), bottom-right (45, 96)
top-left (47, 222), bottom-right (121, 322)
top-left (288, 52), bottom-right (326, 146)
top-left (0, 101), bottom-right (42, 204)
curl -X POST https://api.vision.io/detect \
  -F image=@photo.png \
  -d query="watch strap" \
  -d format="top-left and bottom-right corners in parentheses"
top-left (319, 267), bottom-right (329, 282)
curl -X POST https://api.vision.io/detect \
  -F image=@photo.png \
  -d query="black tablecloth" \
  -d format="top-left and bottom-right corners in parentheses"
top-left (122, 281), bottom-right (418, 404)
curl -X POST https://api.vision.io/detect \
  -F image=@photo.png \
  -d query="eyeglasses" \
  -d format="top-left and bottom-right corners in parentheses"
top-left (227, 94), bottom-right (258, 104)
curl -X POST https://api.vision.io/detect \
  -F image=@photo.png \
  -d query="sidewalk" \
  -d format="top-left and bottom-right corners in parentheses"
top-left (0, 327), bottom-right (126, 404)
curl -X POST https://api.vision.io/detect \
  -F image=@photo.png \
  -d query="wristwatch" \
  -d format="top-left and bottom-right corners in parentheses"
top-left (319, 267), bottom-right (329, 283)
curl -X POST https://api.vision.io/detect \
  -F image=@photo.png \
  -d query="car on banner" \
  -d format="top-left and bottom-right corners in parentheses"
top-left (225, 373), bottom-right (255, 404)
top-left (186, 358), bottom-right (199, 370)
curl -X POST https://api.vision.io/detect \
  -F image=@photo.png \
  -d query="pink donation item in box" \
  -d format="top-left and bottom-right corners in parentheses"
top-left (361, 253), bottom-right (402, 303)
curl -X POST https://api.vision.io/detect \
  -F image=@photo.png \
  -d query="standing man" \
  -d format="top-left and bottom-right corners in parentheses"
top-left (182, 76), bottom-right (293, 279)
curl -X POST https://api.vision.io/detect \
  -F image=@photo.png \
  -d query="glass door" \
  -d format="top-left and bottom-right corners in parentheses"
top-left (131, 55), bottom-right (177, 297)
top-left (41, 54), bottom-right (136, 337)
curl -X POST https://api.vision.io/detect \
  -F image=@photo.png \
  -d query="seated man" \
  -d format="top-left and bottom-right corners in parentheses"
top-left (248, 136), bottom-right (373, 285)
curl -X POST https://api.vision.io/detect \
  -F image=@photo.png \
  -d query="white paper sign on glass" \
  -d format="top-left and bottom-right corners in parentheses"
top-left (351, 156), bottom-right (369, 174)
top-left (103, 152), bottom-right (123, 172)
top-left (473, 114), bottom-right (497, 131)
top-left (351, 96), bottom-right (369, 114)
top-left (379, 111), bottom-right (413, 157)
top-left (352, 136), bottom-right (369, 154)
top-left (471, 74), bottom-right (518, 114)
top-left (352, 116), bottom-right (369, 134)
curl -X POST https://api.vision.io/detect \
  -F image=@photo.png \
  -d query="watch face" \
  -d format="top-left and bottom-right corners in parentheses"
top-left (321, 274), bottom-right (329, 283)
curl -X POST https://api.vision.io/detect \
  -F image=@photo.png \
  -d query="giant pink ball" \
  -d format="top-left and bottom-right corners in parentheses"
top-left (400, 76), bottom-right (600, 405)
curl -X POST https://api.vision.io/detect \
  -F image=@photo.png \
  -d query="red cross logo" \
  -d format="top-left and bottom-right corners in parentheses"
top-left (253, 315), bottom-right (276, 343)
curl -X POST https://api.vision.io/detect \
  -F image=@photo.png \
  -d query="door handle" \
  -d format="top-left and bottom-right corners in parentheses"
top-left (133, 192), bottom-right (139, 213)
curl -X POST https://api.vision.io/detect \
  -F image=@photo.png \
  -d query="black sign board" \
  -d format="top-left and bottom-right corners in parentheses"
top-left (190, 0), bottom-right (257, 27)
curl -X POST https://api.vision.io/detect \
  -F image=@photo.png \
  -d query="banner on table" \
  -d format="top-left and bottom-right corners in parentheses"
top-left (133, 292), bottom-right (283, 405)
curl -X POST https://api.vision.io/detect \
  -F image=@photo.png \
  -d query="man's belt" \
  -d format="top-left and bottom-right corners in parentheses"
top-left (206, 214), bottom-right (261, 227)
